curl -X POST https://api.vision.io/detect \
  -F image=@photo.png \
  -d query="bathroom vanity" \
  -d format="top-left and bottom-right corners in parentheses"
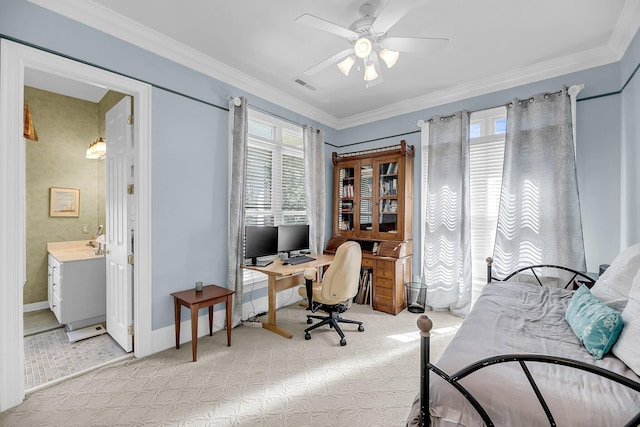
top-left (47, 241), bottom-right (106, 330)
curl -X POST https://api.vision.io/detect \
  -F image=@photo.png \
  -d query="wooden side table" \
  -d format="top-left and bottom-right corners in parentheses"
top-left (171, 284), bottom-right (235, 362)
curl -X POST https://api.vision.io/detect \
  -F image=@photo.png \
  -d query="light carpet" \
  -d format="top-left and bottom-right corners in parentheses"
top-left (2, 303), bottom-right (462, 427)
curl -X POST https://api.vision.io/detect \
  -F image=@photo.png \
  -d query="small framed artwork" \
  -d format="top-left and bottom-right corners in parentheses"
top-left (49, 187), bottom-right (80, 217)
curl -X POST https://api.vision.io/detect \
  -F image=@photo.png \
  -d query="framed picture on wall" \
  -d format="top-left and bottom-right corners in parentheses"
top-left (49, 187), bottom-right (80, 217)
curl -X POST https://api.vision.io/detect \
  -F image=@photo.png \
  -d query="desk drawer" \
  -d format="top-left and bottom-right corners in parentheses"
top-left (373, 296), bottom-right (393, 313)
top-left (361, 258), bottom-right (375, 268)
top-left (375, 277), bottom-right (393, 290)
top-left (376, 260), bottom-right (395, 279)
top-left (374, 286), bottom-right (393, 298)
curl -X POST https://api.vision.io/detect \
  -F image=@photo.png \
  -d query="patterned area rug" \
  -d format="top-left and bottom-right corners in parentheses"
top-left (5, 303), bottom-right (462, 426)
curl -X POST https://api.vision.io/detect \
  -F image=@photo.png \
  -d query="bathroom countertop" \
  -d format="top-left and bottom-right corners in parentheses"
top-left (47, 240), bottom-right (105, 262)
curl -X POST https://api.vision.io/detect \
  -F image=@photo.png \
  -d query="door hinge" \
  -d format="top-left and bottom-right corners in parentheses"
top-left (127, 114), bottom-right (134, 125)
top-left (127, 184), bottom-right (134, 194)
top-left (128, 254), bottom-right (134, 265)
top-left (128, 324), bottom-right (134, 335)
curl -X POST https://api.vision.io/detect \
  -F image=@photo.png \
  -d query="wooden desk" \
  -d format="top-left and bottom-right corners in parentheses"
top-left (242, 254), bottom-right (334, 339)
top-left (171, 284), bottom-right (235, 362)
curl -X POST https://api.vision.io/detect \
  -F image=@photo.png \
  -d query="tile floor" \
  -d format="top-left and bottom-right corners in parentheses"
top-left (23, 310), bottom-right (128, 389)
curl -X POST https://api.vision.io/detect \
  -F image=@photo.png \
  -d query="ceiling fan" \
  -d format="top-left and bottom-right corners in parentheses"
top-left (295, 0), bottom-right (449, 87)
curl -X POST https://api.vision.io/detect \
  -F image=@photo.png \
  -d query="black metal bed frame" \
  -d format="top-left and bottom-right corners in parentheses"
top-left (486, 256), bottom-right (597, 289)
top-left (415, 259), bottom-right (640, 427)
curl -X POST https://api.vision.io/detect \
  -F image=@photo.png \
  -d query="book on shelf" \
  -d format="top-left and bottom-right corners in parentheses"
top-left (382, 162), bottom-right (398, 175)
top-left (381, 199), bottom-right (398, 213)
top-left (342, 184), bottom-right (354, 198)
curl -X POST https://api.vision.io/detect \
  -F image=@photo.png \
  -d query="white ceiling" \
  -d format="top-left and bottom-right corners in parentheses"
top-left (27, 0), bottom-right (640, 129)
top-left (24, 68), bottom-right (108, 103)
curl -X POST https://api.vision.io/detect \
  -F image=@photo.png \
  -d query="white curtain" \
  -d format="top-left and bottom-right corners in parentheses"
top-left (227, 97), bottom-right (248, 327)
top-left (492, 87), bottom-right (586, 278)
top-left (303, 126), bottom-right (326, 255)
top-left (422, 112), bottom-right (472, 316)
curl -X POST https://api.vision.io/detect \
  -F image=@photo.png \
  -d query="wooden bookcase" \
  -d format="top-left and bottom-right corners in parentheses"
top-left (327, 141), bottom-right (414, 315)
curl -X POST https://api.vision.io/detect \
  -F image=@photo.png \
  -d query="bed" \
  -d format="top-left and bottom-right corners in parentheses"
top-left (407, 246), bottom-right (640, 427)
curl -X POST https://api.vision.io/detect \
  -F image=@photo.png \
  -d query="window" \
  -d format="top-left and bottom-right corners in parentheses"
top-left (421, 107), bottom-right (506, 295)
top-left (244, 109), bottom-right (306, 265)
top-left (469, 107), bottom-right (506, 292)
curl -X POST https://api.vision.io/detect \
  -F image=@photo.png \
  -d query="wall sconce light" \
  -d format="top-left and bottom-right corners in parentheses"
top-left (86, 137), bottom-right (106, 160)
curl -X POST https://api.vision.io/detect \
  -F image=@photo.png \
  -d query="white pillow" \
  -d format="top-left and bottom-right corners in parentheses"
top-left (612, 268), bottom-right (640, 376)
top-left (591, 242), bottom-right (640, 311)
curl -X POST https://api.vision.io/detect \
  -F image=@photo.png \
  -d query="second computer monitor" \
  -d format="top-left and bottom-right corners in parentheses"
top-left (277, 224), bottom-right (310, 256)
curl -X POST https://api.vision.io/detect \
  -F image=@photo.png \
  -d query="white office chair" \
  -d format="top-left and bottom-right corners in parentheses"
top-left (297, 241), bottom-right (364, 346)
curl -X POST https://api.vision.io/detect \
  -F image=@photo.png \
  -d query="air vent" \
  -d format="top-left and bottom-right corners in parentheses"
top-left (293, 78), bottom-right (316, 91)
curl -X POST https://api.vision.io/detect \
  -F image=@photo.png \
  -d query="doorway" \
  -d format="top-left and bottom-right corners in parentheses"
top-left (0, 39), bottom-right (152, 411)
top-left (22, 87), bottom-right (132, 390)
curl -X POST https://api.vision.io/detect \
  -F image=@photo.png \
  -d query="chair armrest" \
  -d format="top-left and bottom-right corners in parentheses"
top-left (304, 268), bottom-right (317, 281)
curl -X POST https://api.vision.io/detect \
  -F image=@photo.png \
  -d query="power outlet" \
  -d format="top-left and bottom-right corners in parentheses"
top-left (244, 321), bottom-right (263, 328)
top-left (81, 223), bottom-right (89, 234)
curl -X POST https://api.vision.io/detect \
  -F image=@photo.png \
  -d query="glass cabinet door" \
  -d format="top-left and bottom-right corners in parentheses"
top-left (379, 161), bottom-right (399, 235)
top-left (337, 166), bottom-right (355, 232)
top-left (359, 164), bottom-right (373, 234)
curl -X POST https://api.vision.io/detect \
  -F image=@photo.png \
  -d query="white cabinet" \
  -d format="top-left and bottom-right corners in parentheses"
top-left (47, 252), bottom-right (106, 330)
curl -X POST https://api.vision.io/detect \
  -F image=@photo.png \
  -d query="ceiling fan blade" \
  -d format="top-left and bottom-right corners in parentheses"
top-left (382, 37), bottom-right (449, 54)
top-left (295, 14), bottom-right (358, 39)
top-left (303, 48), bottom-right (354, 76)
top-left (370, 0), bottom-right (419, 35)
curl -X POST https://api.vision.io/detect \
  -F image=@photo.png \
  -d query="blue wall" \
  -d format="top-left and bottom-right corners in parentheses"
top-left (150, 89), bottom-right (229, 328)
top-left (2, 0), bottom-right (639, 331)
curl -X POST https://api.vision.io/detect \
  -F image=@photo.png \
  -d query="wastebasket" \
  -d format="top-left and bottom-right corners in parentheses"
top-left (405, 282), bottom-right (427, 313)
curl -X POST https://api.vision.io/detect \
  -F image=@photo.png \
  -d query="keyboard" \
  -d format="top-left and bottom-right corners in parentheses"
top-left (285, 255), bottom-right (315, 265)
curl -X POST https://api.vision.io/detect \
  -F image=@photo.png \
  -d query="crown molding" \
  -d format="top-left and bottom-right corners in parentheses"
top-left (26, 0), bottom-right (341, 128)
top-left (609, 0), bottom-right (640, 59)
top-left (27, 0), bottom-right (638, 131)
top-left (339, 44), bottom-right (619, 129)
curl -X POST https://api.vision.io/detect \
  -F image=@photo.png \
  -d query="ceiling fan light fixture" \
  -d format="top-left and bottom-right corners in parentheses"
top-left (354, 37), bottom-right (373, 59)
top-left (380, 48), bottom-right (399, 68)
top-left (363, 62), bottom-right (379, 81)
top-left (337, 56), bottom-right (356, 76)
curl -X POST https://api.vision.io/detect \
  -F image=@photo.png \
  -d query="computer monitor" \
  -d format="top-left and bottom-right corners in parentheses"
top-left (244, 225), bottom-right (278, 266)
top-left (277, 224), bottom-right (310, 256)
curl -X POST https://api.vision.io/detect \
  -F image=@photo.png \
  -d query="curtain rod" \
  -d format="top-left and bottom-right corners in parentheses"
top-left (245, 103), bottom-right (305, 128)
top-left (346, 84), bottom-right (611, 147)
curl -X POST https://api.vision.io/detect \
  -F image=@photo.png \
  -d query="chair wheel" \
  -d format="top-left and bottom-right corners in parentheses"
top-left (358, 325), bottom-right (365, 332)
top-left (307, 318), bottom-right (313, 324)
top-left (305, 332), bottom-right (311, 340)
top-left (340, 338), bottom-right (347, 346)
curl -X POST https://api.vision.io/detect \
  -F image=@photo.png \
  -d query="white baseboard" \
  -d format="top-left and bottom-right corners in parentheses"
top-left (151, 290), bottom-right (304, 354)
top-left (151, 307), bottom-right (229, 354)
top-left (23, 301), bottom-right (49, 312)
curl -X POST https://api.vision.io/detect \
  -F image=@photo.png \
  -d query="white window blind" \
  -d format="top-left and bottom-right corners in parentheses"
top-left (469, 107), bottom-right (506, 291)
top-left (243, 109), bottom-right (305, 282)
top-left (245, 145), bottom-right (273, 226)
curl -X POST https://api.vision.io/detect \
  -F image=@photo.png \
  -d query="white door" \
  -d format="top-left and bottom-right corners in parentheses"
top-left (105, 96), bottom-right (134, 352)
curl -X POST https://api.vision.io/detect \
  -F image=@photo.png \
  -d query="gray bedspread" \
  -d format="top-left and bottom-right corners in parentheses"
top-left (407, 281), bottom-right (640, 427)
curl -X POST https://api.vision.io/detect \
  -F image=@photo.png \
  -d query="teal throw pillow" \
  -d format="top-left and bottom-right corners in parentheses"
top-left (565, 285), bottom-right (624, 359)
